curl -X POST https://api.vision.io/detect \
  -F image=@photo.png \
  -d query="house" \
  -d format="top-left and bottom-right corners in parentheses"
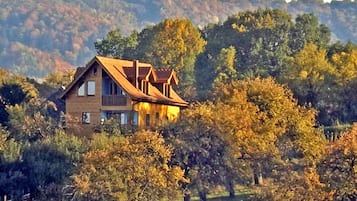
top-left (60, 56), bottom-right (188, 135)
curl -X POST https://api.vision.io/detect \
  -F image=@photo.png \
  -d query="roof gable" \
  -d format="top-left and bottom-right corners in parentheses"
top-left (60, 56), bottom-right (188, 107)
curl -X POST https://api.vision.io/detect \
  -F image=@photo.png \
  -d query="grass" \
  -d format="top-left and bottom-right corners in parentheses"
top-left (191, 186), bottom-right (256, 201)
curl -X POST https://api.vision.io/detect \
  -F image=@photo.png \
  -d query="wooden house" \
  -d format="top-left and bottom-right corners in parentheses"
top-left (60, 56), bottom-right (188, 135)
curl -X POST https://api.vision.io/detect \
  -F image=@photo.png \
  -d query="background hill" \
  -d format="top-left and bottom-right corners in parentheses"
top-left (0, 0), bottom-right (356, 78)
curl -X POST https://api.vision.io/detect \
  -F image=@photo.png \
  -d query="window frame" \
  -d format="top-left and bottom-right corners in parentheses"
top-left (78, 81), bottom-right (85, 96)
top-left (82, 112), bottom-right (91, 124)
top-left (87, 80), bottom-right (95, 96)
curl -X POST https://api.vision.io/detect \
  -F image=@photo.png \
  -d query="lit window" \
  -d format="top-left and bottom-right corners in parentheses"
top-left (82, 112), bottom-right (90, 124)
top-left (87, 81), bottom-right (95, 95)
top-left (145, 114), bottom-right (150, 127)
top-left (78, 82), bottom-right (85, 96)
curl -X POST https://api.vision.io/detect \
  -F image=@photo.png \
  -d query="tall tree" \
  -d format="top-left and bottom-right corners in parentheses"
top-left (279, 43), bottom-right (335, 107)
top-left (289, 13), bottom-right (331, 54)
top-left (94, 29), bottom-right (138, 59)
top-left (136, 18), bottom-right (206, 98)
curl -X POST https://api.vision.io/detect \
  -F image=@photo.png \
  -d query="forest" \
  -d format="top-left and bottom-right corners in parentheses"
top-left (0, 6), bottom-right (357, 201)
top-left (0, 0), bottom-right (357, 78)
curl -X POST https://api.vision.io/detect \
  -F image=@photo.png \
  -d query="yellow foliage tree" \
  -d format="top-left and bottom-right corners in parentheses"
top-left (72, 130), bottom-right (187, 201)
top-left (319, 123), bottom-right (357, 200)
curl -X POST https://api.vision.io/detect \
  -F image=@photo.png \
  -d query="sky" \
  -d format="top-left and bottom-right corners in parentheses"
top-left (285, 0), bottom-right (332, 2)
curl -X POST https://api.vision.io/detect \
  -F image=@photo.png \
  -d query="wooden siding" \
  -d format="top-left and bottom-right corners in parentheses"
top-left (133, 102), bottom-right (180, 128)
top-left (65, 63), bottom-right (102, 135)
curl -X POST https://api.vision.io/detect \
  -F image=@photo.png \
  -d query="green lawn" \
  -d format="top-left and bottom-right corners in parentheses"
top-left (191, 187), bottom-right (255, 201)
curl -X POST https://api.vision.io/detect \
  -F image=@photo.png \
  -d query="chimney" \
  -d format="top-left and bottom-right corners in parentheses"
top-left (133, 60), bottom-right (139, 88)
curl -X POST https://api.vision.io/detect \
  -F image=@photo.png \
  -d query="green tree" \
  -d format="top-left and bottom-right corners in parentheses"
top-left (94, 29), bottom-right (138, 59)
top-left (279, 43), bottom-right (335, 107)
top-left (22, 130), bottom-right (86, 200)
top-left (136, 18), bottom-right (206, 98)
top-left (289, 13), bottom-right (331, 53)
top-left (212, 46), bottom-right (237, 87)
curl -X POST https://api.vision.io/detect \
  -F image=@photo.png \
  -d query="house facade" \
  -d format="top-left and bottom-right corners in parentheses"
top-left (60, 56), bottom-right (188, 135)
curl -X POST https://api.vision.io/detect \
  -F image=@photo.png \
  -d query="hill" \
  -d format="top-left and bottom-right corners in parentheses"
top-left (0, 0), bottom-right (356, 78)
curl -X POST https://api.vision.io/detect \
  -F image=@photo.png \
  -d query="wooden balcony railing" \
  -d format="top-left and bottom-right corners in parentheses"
top-left (102, 95), bottom-right (127, 106)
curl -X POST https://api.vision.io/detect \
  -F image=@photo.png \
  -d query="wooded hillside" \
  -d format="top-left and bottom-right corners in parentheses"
top-left (0, 0), bottom-right (356, 77)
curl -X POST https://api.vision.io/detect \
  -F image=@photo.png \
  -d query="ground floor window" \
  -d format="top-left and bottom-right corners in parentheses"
top-left (82, 112), bottom-right (90, 124)
top-left (101, 111), bottom-right (138, 126)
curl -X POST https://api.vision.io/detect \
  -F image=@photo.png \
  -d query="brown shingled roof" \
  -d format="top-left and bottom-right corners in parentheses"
top-left (60, 56), bottom-right (188, 107)
top-left (155, 69), bottom-right (178, 84)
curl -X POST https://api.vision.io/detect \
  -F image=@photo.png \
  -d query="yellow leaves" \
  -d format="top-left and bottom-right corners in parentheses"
top-left (331, 49), bottom-right (357, 84)
top-left (73, 131), bottom-right (186, 200)
top-left (299, 70), bottom-right (308, 79)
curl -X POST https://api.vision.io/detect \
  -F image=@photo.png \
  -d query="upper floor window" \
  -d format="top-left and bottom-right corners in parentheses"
top-left (78, 81), bottom-right (85, 96)
top-left (164, 84), bottom-right (170, 97)
top-left (142, 81), bottom-right (149, 95)
top-left (87, 81), bottom-right (95, 95)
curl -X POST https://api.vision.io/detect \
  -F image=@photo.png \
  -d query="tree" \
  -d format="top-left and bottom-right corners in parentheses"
top-left (279, 43), bottom-right (335, 107)
top-left (289, 13), bottom-right (331, 54)
top-left (162, 99), bottom-right (259, 201)
top-left (212, 46), bottom-right (237, 87)
top-left (72, 131), bottom-right (186, 201)
top-left (21, 130), bottom-right (86, 200)
top-left (136, 18), bottom-right (206, 98)
top-left (94, 29), bottom-right (138, 59)
top-left (318, 123), bottom-right (357, 200)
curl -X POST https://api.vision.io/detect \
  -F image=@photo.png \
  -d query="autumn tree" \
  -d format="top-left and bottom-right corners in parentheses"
top-left (279, 43), bottom-right (335, 108)
top-left (318, 123), bottom-right (357, 200)
top-left (72, 131), bottom-right (187, 201)
top-left (162, 98), bottom-right (259, 201)
top-left (136, 18), bottom-right (206, 98)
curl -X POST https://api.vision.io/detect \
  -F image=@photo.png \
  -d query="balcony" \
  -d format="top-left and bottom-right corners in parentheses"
top-left (102, 95), bottom-right (127, 106)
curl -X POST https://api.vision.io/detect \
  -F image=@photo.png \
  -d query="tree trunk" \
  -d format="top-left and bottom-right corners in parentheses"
top-left (183, 189), bottom-right (191, 201)
top-left (227, 180), bottom-right (235, 198)
top-left (253, 163), bottom-right (263, 185)
top-left (198, 191), bottom-right (207, 201)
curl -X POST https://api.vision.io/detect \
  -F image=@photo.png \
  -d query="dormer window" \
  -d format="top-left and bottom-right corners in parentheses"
top-left (164, 84), bottom-right (170, 98)
top-left (142, 80), bottom-right (149, 95)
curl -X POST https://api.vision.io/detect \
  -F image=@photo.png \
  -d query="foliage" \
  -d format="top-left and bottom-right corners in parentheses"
top-left (136, 18), bottom-right (206, 98)
top-left (213, 78), bottom-right (326, 162)
top-left (318, 123), bottom-right (357, 200)
top-left (279, 43), bottom-right (335, 107)
top-left (21, 130), bottom-right (86, 200)
top-left (72, 131), bottom-right (187, 201)
top-left (44, 70), bottom-right (75, 89)
top-left (94, 29), bottom-right (138, 59)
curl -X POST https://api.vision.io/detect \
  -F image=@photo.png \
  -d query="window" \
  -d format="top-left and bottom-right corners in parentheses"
top-left (133, 111), bottom-right (138, 126)
top-left (78, 81), bottom-right (85, 96)
top-left (82, 112), bottom-right (90, 124)
top-left (164, 84), bottom-right (170, 97)
top-left (87, 81), bottom-right (95, 95)
top-left (142, 81), bottom-right (149, 95)
top-left (102, 111), bottom-right (128, 125)
top-left (145, 114), bottom-right (150, 127)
